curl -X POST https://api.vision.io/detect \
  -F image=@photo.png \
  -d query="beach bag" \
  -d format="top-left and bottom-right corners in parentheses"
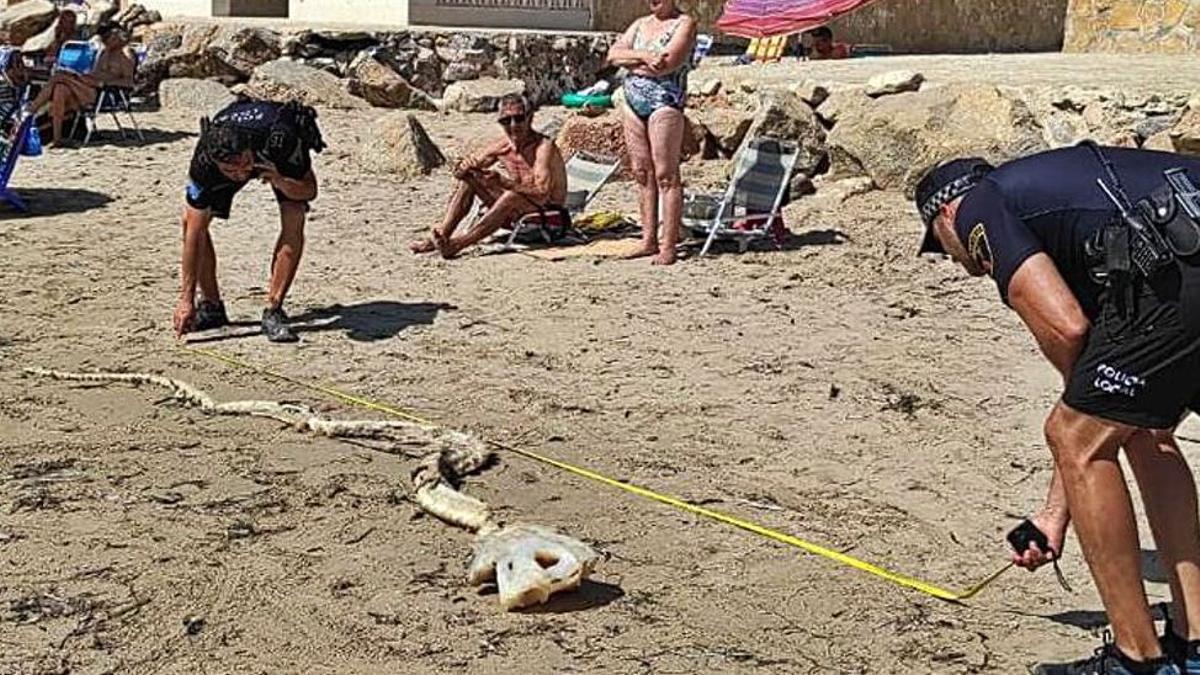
top-left (513, 204), bottom-right (573, 245)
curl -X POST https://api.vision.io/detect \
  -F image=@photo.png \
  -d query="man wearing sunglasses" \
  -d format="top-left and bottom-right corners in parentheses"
top-left (410, 93), bottom-right (567, 258)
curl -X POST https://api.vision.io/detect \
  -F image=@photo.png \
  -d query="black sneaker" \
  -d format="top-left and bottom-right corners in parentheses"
top-left (261, 306), bottom-right (298, 343)
top-left (193, 299), bottom-right (229, 331)
top-left (1161, 604), bottom-right (1200, 674)
top-left (1034, 635), bottom-right (1179, 675)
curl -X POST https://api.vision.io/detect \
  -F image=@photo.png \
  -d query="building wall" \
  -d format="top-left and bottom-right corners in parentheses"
top-left (291, 0), bottom-right (408, 25)
top-left (140, 0), bottom-right (211, 18)
top-left (1064, 0), bottom-right (1200, 53)
top-left (410, 0), bottom-right (584, 30)
top-left (592, 0), bottom-right (1069, 53)
top-left (831, 0), bottom-right (1068, 53)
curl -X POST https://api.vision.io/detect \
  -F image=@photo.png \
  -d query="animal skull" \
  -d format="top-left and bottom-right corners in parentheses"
top-left (467, 524), bottom-right (599, 611)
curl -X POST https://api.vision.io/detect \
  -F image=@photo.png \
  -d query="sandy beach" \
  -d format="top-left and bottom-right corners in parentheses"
top-left (1, 97), bottom-right (1193, 673)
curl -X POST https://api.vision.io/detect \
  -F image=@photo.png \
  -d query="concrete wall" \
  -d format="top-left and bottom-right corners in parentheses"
top-left (592, 0), bottom-right (1069, 53)
top-left (291, 0), bottom-right (408, 26)
top-left (831, 0), bottom-right (1069, 53)
top-left (410, 0), bottom-right (584, 30)
top-left (1064, 0), bottom-right (1200, 53)
top-left (213, 0), bottom-right (287, 18)
top-left (590, 1), bottom-right (721, 34)
top-left (139, 0), bottom-right (408, 23)
top-left (139, 0), bottom-right (210, 18)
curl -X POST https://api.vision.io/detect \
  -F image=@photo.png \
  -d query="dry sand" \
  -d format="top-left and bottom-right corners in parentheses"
top-left (1, 95), bottom-right (1197, 674)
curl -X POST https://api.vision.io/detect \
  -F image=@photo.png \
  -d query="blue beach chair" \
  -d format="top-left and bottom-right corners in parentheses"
top-left (66, 41), bottom-right (143, 145)
top-left (1, 113), bottom-right (36, 212)
top-left (54, 40), bottom-right (97, 76)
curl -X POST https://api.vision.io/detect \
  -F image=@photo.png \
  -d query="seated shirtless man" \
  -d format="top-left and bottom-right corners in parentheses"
top-left (410, 94), bottom-right (567, 259)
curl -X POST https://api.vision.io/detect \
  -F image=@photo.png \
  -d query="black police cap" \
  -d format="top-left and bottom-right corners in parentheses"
top-left (914, 157), bottom-right (994, 254)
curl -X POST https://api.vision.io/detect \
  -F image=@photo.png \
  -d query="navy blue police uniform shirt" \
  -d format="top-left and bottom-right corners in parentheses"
top-left (953, 145), bottom-right (1200, 320)
top-left (185, 100), bottom-right (312, 214)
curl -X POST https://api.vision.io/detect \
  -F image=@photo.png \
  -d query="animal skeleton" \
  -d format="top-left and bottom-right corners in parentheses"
top-left (25, 367), bottom-right (599, 611)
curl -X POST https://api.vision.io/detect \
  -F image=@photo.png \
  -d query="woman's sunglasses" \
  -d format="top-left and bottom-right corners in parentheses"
top-left (498, 114), bottom-right (527, 127)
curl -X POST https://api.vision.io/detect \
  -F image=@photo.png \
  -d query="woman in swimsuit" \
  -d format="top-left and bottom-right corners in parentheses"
top-left (606, 0), bottom-right (697, 265)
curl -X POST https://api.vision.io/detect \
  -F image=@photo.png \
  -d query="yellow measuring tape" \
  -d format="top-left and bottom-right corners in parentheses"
top-left (183, 345), bottom-right (1012, 602)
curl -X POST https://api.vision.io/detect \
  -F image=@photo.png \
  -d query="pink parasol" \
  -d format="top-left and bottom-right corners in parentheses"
top-left (716, 0), bottom-right (880, 38)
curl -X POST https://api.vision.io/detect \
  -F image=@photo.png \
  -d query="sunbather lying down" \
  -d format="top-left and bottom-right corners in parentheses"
top-left (410, 93), bottom-right (567, 259)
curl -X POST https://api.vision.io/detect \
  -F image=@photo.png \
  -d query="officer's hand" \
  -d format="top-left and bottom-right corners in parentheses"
top-left (1010, 510), bottom-right (1068, 571)
top-left (173, 298), bottom-right (195, 337)
top-left (254, 160), bottom-right (283, 186)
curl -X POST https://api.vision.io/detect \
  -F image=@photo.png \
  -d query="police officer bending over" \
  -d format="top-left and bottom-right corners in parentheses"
top-left (173, 99), bottom-right (325, 343)
top-left (916, 145), bottom-right (1200, 675)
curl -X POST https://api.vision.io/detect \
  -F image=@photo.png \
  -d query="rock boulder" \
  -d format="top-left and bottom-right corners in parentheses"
top-left (355, 113), bottom-right (447, 178)
top-left (731, 90), bottom-right (828, 177)
top-left (865, 70), bottom-right (925, 98)
top-left (692, 106), bottom-right (754, 159)
top-left (556, 112), bottom-right (632, 180)
top-left (441, 77), bottom-right (525, 113)
top-left (159, 78), bottom-right (237, 115)
top-left (243, 58), bottom-right (368, 109)
top-left (1, 0), bottom-right (56, 46)
top-left (1170, 107), bottom-right (1200, 156)
top-left (828, 85), bottom-right (1047, 192)
top-left (209, 27), bottom-right (282, 79)
top-left (347, 52), bottom-right (437, 110)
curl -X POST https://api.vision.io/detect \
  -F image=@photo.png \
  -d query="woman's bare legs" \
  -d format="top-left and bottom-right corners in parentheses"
top-left (622, 107), bottom-right (659, 259)
top-left (647, 107), bottom-right (685, 265)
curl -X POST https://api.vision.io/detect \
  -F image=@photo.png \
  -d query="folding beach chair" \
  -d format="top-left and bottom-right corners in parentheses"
top-left (737, 35), bottom-right (790, 64)
top-left (1, 113), bottom-right (36, 212)
top-left (54, 40), bottom-right (97, 76)
top-left (66, 42), bottom-right (144, 145)
top-left (500, 149), bottom-right (620, 248)
top-left (696, 137), bottom-right (799, 256)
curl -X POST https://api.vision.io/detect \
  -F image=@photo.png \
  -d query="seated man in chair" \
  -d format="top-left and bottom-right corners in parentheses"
top-left (28, 22), bottom-right (135, 147)
top-left (410, 94), bottom-right (567, 259)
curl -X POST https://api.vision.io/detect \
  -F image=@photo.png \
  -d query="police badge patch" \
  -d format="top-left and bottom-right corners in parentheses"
top-left (968, 222), bottom-right (993, 271)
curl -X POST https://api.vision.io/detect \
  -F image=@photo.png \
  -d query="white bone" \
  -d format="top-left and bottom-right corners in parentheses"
top-left (468, 524), bottom-right (599, 611)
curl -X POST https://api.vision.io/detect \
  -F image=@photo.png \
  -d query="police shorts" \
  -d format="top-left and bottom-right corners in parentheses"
top-left (185, 180), bottom-right (309, 220)
top-left (1064, 263), bottom-right (1200, 430)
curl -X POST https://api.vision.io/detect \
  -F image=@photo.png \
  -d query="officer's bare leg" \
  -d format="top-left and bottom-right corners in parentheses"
top-left (1047, 402), bottom-right (1159, 659)
top-left (1125, 428), bottom-right (1200, 640)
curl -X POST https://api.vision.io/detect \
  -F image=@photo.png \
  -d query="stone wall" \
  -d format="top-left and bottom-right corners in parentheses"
top-left (593, 0), bottom-right (1068, 54)
top-left (135, 21), bottom-right (616, 107)
top-left (1064, 0), bottom-right (1200, 53)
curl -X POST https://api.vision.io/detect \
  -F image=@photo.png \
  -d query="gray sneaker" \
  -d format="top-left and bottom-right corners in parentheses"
top-left (261, 307), bottom-right (298, 343)
top-left (1034, 637), bottom-right (1179, 675)
top-left (193, 299), bottom-right (229, 332)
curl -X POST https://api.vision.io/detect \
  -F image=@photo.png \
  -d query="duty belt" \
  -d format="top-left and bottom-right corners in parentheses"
top-left (1081, 142), bottom-right (1200, 286)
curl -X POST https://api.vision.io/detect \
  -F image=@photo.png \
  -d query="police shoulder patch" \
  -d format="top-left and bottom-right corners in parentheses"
top-left (968, 222), bottom-right (993, 271)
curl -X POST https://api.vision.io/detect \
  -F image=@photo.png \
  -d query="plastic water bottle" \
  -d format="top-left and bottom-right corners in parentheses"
top-left (22, 118), bottom-right (42, 157)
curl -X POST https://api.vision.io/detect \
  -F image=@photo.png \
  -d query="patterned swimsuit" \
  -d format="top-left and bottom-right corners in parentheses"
top-left (623, 16), bottom-right (690, 120)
